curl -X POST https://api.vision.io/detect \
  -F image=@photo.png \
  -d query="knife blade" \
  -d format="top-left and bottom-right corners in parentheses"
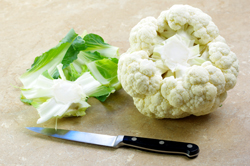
top-left (26, 127), bottom-right (199, 158)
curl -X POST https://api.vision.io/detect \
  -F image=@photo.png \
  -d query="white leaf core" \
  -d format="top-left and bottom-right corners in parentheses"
top-left (53, 79), bottom-right (85, 104)
top-left (153, 34), bottom-right (201, 78)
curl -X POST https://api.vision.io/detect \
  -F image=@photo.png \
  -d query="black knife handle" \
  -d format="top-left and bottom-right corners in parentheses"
top-left (121, 136), bottom-right (199, 158)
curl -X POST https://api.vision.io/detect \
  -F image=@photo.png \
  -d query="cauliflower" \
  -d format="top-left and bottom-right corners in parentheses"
top-left (118, 4), bottom-right (239, 118)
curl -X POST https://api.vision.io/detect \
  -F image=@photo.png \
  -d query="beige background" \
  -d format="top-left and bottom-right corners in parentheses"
top-left (1, 0), bottom-right (250, 165)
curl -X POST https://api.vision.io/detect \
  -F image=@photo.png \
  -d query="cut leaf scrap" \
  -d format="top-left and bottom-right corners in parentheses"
top-left (21, 64), bottom-right (114, 124)
top-left (20, 29), bottom-right (78, 88)
top-left (19, 29), bottom-right (121, 124)
top-left (83, 33), bottom-right (119, 58)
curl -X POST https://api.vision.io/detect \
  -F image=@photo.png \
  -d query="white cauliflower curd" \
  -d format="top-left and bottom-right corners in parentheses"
top-left (118, 4), bottom-right (239, 118)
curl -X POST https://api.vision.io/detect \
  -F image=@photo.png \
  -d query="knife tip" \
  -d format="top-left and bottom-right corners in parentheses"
top-left (26, 127), bottom-right (41, 132)
top-left (26, 127), bottom-right (33, 130)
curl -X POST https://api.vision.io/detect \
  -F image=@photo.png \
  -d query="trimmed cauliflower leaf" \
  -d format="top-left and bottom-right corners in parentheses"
top-left (20, 29), bottom-right (121, 123)
top-left (20, 29), bottom-right (78, 88)
top-left (21, 64), bottom-right (111, 124)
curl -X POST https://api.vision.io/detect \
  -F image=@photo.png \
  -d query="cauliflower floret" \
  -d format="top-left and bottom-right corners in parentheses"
top-left (202, 61), bottom-right (225, 95)
top-left (118, 50), bottom-right (162, 98)
top-left (208, 40), bottom-right (239, 90)
top-left (157, 4), bottom-right (219, 45)
top-left (129, 17), bottom-right (163, 55)
top-left (133, 92), bottom-right (190, 119)
top-left (118, 4), bottom-right (239, 119)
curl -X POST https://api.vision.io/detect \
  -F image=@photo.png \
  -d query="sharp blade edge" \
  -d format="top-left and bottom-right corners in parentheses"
top-left (26, 127), bottom-right (119, 147)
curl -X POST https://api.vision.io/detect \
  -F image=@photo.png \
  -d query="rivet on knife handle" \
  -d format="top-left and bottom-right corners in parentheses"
top-left (117, 136), bottom-right (199, 158)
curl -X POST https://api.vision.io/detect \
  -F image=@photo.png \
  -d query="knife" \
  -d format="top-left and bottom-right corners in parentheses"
top-left (26, 127), bottom-right (199, 158)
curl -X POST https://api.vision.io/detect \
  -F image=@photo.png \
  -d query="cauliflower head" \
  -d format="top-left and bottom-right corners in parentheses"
top-left (118, 4), bottom-right (239, 119)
